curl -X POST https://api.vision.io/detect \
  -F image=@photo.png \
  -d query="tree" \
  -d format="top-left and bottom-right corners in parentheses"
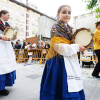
top-left (83, 0), bottom-right (100, 18)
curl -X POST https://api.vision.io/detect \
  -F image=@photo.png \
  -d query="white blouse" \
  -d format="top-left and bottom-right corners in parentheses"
top-left (53, 43), bottom-right (83, 92)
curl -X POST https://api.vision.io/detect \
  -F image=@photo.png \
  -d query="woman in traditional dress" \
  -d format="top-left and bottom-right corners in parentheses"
top-left (0, 10), bottom-right (16, 96)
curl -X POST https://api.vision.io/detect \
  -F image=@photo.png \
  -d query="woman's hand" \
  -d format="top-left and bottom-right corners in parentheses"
top-left (13, 36), bottom-right (17, 40)
top-left (2, 36), bottom-right (8, 41)
top-left (78, 45), bottom-right (86, 51)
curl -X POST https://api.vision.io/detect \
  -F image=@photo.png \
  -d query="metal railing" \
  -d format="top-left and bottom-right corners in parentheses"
top-left (14, 47), bottom-right (97, 64)
top-left (14, 49), bottom-right (49, 64)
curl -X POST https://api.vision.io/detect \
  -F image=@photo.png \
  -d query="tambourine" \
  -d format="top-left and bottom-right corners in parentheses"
top-left (72, 28), bottom-right (93, 48)
top-left (3, 27), bottom-right (17, 41)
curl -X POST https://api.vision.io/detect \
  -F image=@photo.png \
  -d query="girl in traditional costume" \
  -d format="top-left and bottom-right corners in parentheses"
top-left (0, 10), bottom-right (16, 96)
top-left (40, 5), bottom-right (86, 100)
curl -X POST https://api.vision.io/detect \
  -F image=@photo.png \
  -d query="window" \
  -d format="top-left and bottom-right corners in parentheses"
top-left (26, 20), bottom-right (29, 24)
top-left (26, 26), bottom-right (29, 30)
top-left (26, 32), bottom-right (29, 36)
top-left (26, 14), bottom-right (29, 18)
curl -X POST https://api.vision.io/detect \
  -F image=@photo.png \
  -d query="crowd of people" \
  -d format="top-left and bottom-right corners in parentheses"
top-left (11, 39), bottom-right (50, 50)
top-left (11, 39), bottom-right (50, 66)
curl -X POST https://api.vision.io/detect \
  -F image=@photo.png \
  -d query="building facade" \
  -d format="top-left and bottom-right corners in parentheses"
top-left (0, 0), bottom-right (56, 43)
top-left (73, 12), bottom-right (100, 33)
top-left (39, 16), bottom-right (56, 40)
top-left (0, 0), bottom-right (26, 41)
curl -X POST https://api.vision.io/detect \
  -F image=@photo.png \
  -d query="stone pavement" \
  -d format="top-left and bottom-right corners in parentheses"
top-left (0, 63), bottom-right (100, 100)
top-left (82, 66), bottom-right (100, 100)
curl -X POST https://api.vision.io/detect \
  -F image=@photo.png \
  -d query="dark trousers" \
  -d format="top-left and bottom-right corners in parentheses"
top-left (92, 50), bottom-right (100, 76)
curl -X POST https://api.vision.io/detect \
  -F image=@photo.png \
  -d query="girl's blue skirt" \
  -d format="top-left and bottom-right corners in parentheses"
top-left (0, 70), bottom-right (16, 91)
top-left (40, 56), bottom-right (85, 100)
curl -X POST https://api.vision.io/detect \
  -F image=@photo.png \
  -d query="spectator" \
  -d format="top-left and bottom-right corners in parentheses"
top-left (44, 41), bottom-right (50, 49)
top-left (14, 41), bottom-right (21, 62)
top-left (25, 42), bottom-right (31, 49)
top-left (22, 40), bottom-right (26, 49)
top-left (15, 41), bottom-right (21, 49)
top-left (17, 40), bottom-right (22, 47)
top-left (24, 42), bottom-right (31, 66)
top-left (39, 41), bottom-right (44, 49)
top-left (32, 41), bottom-right (39, 49)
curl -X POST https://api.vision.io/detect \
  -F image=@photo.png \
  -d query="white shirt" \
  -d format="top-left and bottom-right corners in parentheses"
top-left (53, 43), bottom-right (83, 92)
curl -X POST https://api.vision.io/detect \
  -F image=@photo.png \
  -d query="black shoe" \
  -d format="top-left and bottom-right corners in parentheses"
top-left (0, 89), bottom-right (9, 96)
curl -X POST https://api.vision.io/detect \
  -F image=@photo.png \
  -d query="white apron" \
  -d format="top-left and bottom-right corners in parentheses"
top-left (0, 24), bottom-right (16, 75)
top-left (53, 43), bottom-right (83, 92)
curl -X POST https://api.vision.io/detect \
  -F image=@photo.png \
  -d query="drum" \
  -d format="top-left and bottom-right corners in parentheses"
top-left (72, 28), bottom-right (93, 48)
top-left (3, 27), bottom-right (17, 41)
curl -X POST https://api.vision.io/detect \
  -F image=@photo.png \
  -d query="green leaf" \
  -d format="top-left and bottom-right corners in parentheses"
top-left (95, 7), bottom-right (100, 12)
top-left (96, 14), bottom-right (100, 18)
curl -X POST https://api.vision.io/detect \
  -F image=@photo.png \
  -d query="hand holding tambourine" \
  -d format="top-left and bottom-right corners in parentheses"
top-left (2, 36), bottom-right (8, 41)
top-left (72, 28), bottom-right (93, 49)
top-left (78, 44), bottom-right (86, 51)
top-left (0, 27), bottom-right (17, 41)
